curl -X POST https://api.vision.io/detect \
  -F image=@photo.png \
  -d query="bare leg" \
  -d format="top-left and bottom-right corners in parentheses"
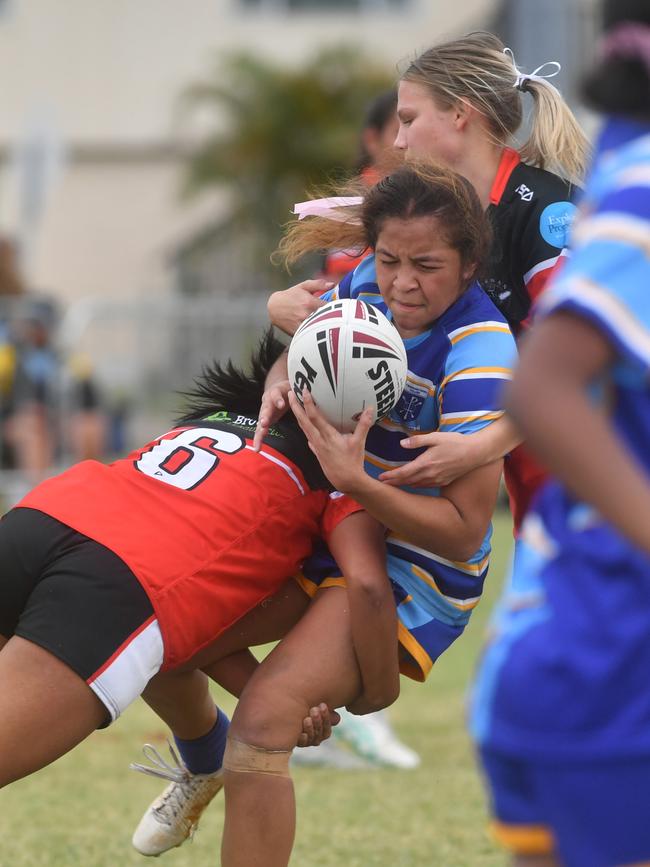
top-left (221, 587), bottom-right (362, 867)
top-left (142, 669), bottom-right (219, 740)
top-left (141, 579), bottom-right (309, 739)
top-left (0, 636), bottom-right (107, 787)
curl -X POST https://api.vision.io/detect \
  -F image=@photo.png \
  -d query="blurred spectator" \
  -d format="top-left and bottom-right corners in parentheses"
top-left (3, 297), bottom-right (60, 485)
top-left (321, 89), bottom-right (398, 283)
top-left (0, 237), bottom-right (26, 297)
top-left (66, 352), bottom-right (107, 463)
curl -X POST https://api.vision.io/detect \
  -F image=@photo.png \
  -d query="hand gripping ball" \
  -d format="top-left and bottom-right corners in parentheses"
top-left (287, 298), bottom-right (408, 432)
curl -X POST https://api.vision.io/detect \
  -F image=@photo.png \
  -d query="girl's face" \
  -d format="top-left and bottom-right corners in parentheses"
top-left (395, 80), bottom-right (461, 166)
top-left (375, 215), bottom-right (473, 339)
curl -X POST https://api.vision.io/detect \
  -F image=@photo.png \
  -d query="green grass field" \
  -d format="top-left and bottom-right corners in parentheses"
top-left (1, 511), bottom-right (513, 867)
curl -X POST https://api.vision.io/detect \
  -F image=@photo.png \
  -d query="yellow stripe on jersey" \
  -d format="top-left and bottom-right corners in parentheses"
top-left (404, 372), bottom-right (436, 396)
top-left (294, 572), bottom-right (346, 598)
top-left (489, 821), bottom-right (555, 856)
top-left (439, 410), bottom-right (504, 425)
top-left (365, 451), bottom-right (409, 472)
top-left (377, 417), bottom-right (436, 436)
top-left (397, 618), bottom-right (432, 682)
top-left (410, 565), bottom-right (482, 611)
top-left (389, 536), bottom-right (490, 576)
top-left (440, 366), bottom-right (513, 390)
top-left (448, 322), bottom-right (512, 345)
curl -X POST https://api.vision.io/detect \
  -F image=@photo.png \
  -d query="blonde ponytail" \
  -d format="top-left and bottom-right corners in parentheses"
top-left (516, 79), bottom-right (590, 187)
top-left (402, 32), bottom-right (591, 185)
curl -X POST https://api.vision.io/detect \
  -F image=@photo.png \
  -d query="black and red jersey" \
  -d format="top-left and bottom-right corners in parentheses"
top-left (482, 150), bottom-right (580, 529)
top-left (18, 413), bottom-right (361, 669)
top-left (484, 148), bottom-right (579, 337)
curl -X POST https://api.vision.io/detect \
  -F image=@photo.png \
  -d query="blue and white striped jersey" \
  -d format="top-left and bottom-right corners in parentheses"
top-left (306, 260), bottom-right (516, 627)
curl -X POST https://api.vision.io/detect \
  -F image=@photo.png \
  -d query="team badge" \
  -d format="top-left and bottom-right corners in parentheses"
top-left (394, 390), bottom-right (426, 423)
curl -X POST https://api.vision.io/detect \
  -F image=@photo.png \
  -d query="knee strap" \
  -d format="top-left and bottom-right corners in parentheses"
top-left (222, 736), bottom-right (292, 777)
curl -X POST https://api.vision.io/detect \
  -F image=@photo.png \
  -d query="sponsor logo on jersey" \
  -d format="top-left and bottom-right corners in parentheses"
top-left (515, 183), bottom-right (534, 202)
top-left (539, 201), bottom-right (577, 249)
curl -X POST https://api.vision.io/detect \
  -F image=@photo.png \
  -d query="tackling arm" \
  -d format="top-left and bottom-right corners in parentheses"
top-left (327, 510), bottom-right (400, 715)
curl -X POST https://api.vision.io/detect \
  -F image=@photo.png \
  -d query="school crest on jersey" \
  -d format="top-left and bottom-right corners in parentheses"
top-left (394, 381), bottom-right (429, 424)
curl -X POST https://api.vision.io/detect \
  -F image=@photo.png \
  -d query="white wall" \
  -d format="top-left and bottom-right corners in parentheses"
top-left (0, 0), bottom-right (498, 304)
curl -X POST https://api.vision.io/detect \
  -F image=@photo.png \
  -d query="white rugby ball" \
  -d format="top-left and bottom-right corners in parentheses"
top-left (288, 298), bottom-right (408, 432)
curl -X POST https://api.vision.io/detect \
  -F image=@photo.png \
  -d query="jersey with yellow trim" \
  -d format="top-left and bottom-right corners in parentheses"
top-left (303, 258), bottom-right (516, 629)
top-left (470, 119), bottom-right (650, 759)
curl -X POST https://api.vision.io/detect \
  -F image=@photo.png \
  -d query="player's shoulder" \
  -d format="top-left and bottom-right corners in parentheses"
top-left (347, 253), bottom-right (380, 298)
top-left (502, 162), bottom-right (579, 253)
top-left (440, 283), bottom-right (516, 366)
top-left (443, 282), bottom-right (510, 331)
top-left (510, 161), bottom-right (577, 207)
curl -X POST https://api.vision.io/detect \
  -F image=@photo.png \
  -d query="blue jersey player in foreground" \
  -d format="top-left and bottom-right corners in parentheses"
top-left (131, 162), bottom-right (516, 865)
top-left (470, 1), bottom-right (650, 865)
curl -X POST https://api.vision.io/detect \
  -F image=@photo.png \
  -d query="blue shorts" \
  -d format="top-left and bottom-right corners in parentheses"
top-left (479, 745), bottom-right (650, 867)
top-left (295, 571), bottom-right (464, 681)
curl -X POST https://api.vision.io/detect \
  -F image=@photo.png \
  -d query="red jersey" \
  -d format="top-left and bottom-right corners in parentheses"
top-left (19, 415), bottom-right (361, 669)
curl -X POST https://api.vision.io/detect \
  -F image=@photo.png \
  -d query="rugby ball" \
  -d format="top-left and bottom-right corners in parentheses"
top-left (287, 298), bottom-right (408, 432)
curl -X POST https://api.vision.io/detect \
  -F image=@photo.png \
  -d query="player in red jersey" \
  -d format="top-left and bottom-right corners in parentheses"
top-left (0, 330), bottom-right (397, 797)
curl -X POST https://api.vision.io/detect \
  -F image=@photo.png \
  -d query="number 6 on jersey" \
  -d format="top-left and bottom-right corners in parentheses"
top-left (135, 428), bottom-right (245, 490)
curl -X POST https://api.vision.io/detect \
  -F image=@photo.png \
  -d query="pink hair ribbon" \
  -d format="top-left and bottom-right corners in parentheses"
top-left (293, 196), bottom-right (364, 222)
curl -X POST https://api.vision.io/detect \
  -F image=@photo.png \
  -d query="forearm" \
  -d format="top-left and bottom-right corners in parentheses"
top-left (329, 512), bottom-right (399, 711)
top-left (265, 349), bottom-right (289, 391)
top-left (509, 380), bottom-right (650, 554)
top-left (344, 473), bottom-right (487, 561)
top-left (346, 570), bottom-right (400, 712)
top-left (472, 414), bottom-right (523, 463)
top-left (267, 280), bottom-right (331, 335)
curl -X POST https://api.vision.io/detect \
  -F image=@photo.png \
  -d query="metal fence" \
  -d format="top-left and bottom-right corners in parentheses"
top-left (0, 292), bottom-right (272, 510)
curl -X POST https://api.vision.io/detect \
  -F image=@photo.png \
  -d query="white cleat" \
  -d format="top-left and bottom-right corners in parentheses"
top-left (131, 743), bottom-right (224, 856)
top-left (291, 736), bottom-right (369, 769)
top-left (333, 709), bottom-right (421, 769)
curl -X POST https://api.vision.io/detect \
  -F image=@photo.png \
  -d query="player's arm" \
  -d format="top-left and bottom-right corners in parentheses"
top-left (326, 510), bottom-right (400, 715)
top-left (267, 279), bottom-right (333, 336)
top-left (290, 390), bottom-right (502, 562)
top-left (253, 348), bottom-right (291, 451)
top-left (378, 414), bottom-right (522, 488)
top-left (507, 310), bottom-right (650, 554)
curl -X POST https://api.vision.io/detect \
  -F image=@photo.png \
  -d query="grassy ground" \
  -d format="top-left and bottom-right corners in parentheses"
top-left (1, 511), bottom-right (513, 867)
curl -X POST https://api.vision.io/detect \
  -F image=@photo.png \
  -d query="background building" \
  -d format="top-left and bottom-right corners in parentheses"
top-left (0, 0), bottom-right (599, 501)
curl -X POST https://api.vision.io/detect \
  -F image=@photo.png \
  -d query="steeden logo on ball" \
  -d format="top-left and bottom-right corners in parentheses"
top-left (288, 299), bottom-right (408, 432)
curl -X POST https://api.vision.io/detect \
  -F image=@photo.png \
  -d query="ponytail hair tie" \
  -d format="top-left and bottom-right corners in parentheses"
top-left (504, 47), bottom-right (562, 92)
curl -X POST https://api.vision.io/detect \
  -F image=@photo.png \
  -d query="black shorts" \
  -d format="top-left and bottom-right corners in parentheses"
top-left (0, 508), bottom-right (164, 722)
